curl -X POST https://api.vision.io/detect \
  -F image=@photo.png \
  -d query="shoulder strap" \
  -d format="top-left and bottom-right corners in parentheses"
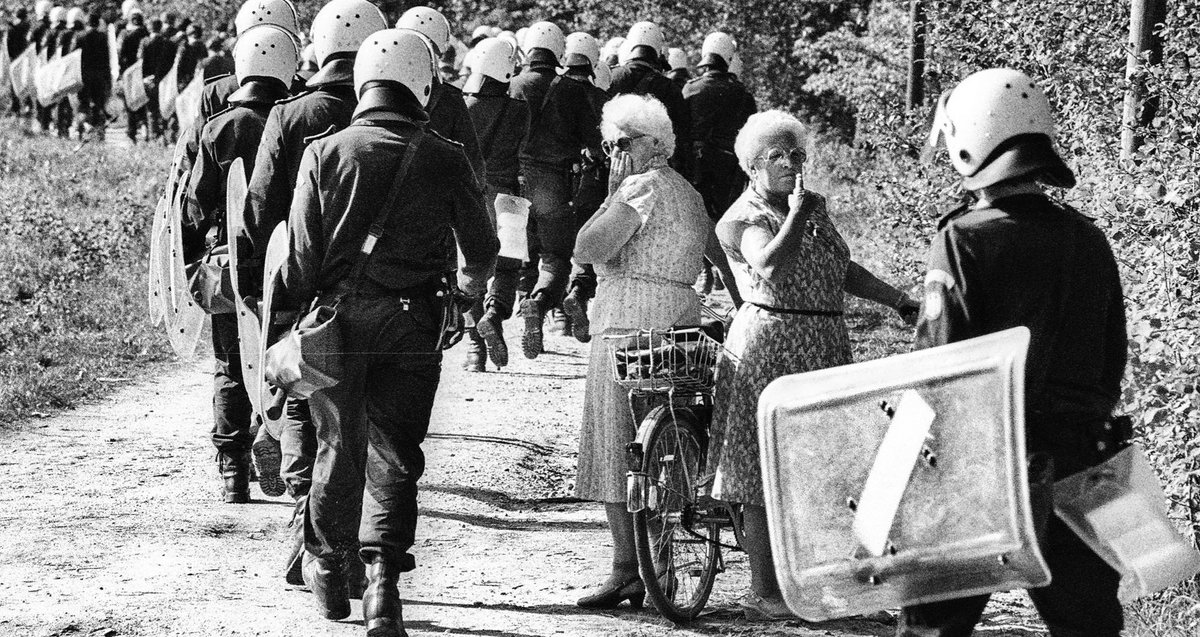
top-left (345, 128), bottom-right (426, 292)
top-left (528, 76), bottom-right (562, 131)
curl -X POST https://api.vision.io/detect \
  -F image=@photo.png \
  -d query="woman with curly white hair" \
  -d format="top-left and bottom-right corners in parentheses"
top-left (708, 109), bottom-right (920, 620)
top-left (571, 93), bottom-right (737, 609)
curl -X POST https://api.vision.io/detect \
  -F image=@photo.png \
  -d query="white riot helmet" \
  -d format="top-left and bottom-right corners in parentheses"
top-left (522, 21), bottom-right (564, 60)
top-left (49, 6), bottom-right (66, 24)
top-left (563, 32), bottom-right (599, 68)
top-left (667, 47), bottom-right (688, 71)
top-left (729, 52), bottom-right (743, 76)
top-left (593, 57), bottom-right (612, 90)
top-left (34, 0), bottom-right (52, 20)
top-left (463, 37), bottom-right (515, 93)
top-left (118, 0), bottom-right (139, 20)
top-left (515, 27), bottom-right (529, 48)
top-left (233, 24), bottom-right (300, 86)
top-left (624, 21), bottom-right (666, 61)
top-left (310, 0), bottom-right (388, 66)
top-left (929, 68), bottom-right (1073, 189)
top-left (354, 28), bottom-right (435, 108)
top-left (66, 7), bottom-right (86, 25)
top-left (601, 36), bottom-right (623, 65)
top-left (700, 31), bottom-right (736, 69)
top-left (470, 25), bottom-right (491, 44)
top-left (396, 6), bottom-right (451, 55)
top-left (235, 0), bottom-right (300, 37)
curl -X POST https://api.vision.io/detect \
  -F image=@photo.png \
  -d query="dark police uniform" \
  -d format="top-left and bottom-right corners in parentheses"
top-left (117, 20), bottom-right (149, 141)
top-left (36, 20), bottom-right (65, 132)
top-left (665, 67), bottom-right (690, 94)
top-left (609, 57), bottom-right (694, 181)
top-left (52, 22), bottom-right (83, 136)
top-left (463, 75), bottom-right (530, 323)
top-left (564, 71), bottom-right (610, 310)
top-left (185, 79), bottom-right (290, 500)
top-left (281, 102), bottom-right (497, 571)
top-left (683, 69), bottom-right (757, 220)
top-left (427, 80), bottom-right (485, 187)
top-left (67, 21), bottom-right (112, 137)
top-left (244, 57), bottom-right (358, 504)
top-left (139, 26), bottom-right (177, 139)
top-left (901, 193), bottom-right (1127, 637)
top-left (510, 58), bottom-right (603, 310)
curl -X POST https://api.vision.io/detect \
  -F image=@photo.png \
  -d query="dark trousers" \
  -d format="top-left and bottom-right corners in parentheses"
top-left (210, 312), bottom-right (253, 454)
top-left (567, 162), bottom-right (605, 300)
top-left (279, 397), bottom-right (316, 498)
top-left (304, 294), bottom-right (442, 568)
top-left (695, 148), bottom-right (745, 222)
top-left (520, 165), bottom-right (575, 307)
top-left (126, 105), bottom-right (145, 141)
top-left (78, 82), bottom-right (110, 132)
top-left (482, 184), bottom-right (521, 320)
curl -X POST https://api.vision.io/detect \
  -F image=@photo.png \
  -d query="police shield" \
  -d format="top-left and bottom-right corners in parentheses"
top-left (757, 327), bottom-right (1049, 621)
top-left (256, 222), bottom-right (289, 438)
top-left (161, 167), bottom-right (205, 359)
top-left (147, 195), bottom-right (169, 326)
top-left (225, 158), bottom-right (265, 420)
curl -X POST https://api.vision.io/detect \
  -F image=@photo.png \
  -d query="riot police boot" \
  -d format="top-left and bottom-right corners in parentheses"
top-left (217, 451), bottom-right (250, 504)
top-left (283, 496), bottom-right (307, 586)
top-left (463, 330), bottom-right (487, 372)
top-left (362, 555), bottom-right (409, 637)
top-left (548, 307), bottom-right (570, 335)
top-left (519, 294), bottom-right (546, 360)
top-left (561, 287), bottom-right (591, 344)
top-left (474, 308), bottom-right (509, 368)
top-left (252, 425), bottom-right (286, 497)
top-left (301, 551), bottom-right (351, 620)
top-left (346, 555), bottom-right (367, 600)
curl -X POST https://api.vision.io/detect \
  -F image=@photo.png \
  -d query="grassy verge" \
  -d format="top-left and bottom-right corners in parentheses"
top-left (0, 119), bottom-right (174, 425)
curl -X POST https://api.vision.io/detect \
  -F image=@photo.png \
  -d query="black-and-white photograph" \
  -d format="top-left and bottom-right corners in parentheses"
top-left (0, 1), bottom-right (1196, 636)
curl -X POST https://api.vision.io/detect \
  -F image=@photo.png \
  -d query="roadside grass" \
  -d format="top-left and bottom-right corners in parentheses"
top-left (0, 119), bottom-right (173, 425)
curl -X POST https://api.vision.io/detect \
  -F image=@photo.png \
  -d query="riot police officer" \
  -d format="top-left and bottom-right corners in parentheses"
top-left (665, 47), bottom-right (690, 92)
top-left (902, 68), bottom-right (1128, 637)
top-left (396, 6), bottom-right (485, 185)
top-left (36, 6), bottom-right (66, 134)
top-left (139, 17), bottom-right (176, 141)
top-left (67, 11), bottom-right (111, 140)
top-left (117, 8), bottom-right (148, 142)
top-left (462, 37), bottom-right (531, 371)
top-left (280, 28), bottom-right (496, 634)
top-left (243, 0), bottom-right (388, 583)
top-left (510, 21), bottom-right (603, 359)
top-left (185, 24), bottom-right (298, 504)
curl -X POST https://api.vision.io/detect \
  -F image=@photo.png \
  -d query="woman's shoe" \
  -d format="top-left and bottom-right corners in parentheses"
top-left (738, 591), bottom-right (797, 621)
top-left (576, 576), bottom-right (646, 609)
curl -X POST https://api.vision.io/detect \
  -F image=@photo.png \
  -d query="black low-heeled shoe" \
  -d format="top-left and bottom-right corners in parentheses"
top-left (576, 576), bottom-right (646, 609)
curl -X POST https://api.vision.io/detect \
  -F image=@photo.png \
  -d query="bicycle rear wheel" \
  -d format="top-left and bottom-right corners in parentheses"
top-left (631, 405), bottom-right (720, 622)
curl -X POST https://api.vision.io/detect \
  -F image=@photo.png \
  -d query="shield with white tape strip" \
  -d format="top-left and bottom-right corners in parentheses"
top-left (757, 326), bottom-right (1048, 621)
top-left (256, 222), bottom-right (290, 439)
top-left (225, 157), bottom-right (265, 420)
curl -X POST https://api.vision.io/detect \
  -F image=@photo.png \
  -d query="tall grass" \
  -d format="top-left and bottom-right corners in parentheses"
top-left (0, 120), bottom-right (173, 425)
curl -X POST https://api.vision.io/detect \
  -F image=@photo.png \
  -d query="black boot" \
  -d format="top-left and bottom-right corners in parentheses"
top-left (363, 556), bottom-right (408, 637)
top-left (217, 452), bottom-right (250, 504)
top-left (519, 294), bottom-right (545, 360)
top-left (463, 330), bottom-right (486, 372)
top-left (283, 497), bottom-right (306, 585)
top-left (302, 551), bottom-right (350, 620)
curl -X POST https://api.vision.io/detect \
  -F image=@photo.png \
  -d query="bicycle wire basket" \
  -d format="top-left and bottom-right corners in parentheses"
top-left (607, 327), bottom-right (724, 393)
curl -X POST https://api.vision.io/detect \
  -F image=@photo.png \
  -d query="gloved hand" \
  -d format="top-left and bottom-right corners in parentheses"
top-left (437, 287), bottom-right (481, 351)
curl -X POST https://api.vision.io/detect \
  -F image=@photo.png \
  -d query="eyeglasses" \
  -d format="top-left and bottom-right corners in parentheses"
top-left (755, 147), bottom-right (807, 167)
top-left (602, 133), bottom-right (647, 155)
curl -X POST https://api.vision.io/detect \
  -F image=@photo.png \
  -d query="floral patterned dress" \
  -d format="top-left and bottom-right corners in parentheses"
top-left (707, 188), bottom-right (852, 506)
top-left (575, 166), bottom-right (709, 503)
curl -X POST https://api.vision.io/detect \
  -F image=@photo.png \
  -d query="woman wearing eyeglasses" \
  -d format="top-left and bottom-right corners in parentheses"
top-left (570, 93), bottom-right (736, 609)
top-left (708, 110), bottom-right (920, 620)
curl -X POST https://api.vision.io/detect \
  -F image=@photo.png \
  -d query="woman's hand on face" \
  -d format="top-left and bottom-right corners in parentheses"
top-left (608, 151), bottom-right (632, 196)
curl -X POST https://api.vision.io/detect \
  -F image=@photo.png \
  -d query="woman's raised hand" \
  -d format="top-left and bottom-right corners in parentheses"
top-left (786, 173), bottom-right (814, 218)
top-left (608, 152), bottom-right (633, 197)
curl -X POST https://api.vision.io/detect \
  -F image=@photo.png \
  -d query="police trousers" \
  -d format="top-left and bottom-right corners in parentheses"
top-left (520, 165), bottom-right (574, 307)
top-left (482, 183), bottom-right (521, 320)
top-left (210, 312), bottom-right (254, 454)
top-left (695, 147), bottom-right (745, 221)
top-left (279, 396), bottom-right (315, 498)
top-left (304, 293), bottom-right (442, 569)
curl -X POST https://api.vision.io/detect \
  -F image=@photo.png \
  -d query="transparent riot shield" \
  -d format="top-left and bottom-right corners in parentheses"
top-left (162, 168), bottom-right (206, 359)
top-left (757, 326), bottom-right (1049, 621)
top-left (1055, 444), bottom-right (1200, 602)
top-left (256, 222), bottom-right (290, 439)
top-left (225, 158), bottom-right (264, 420)
top-left (147, 195), bottom-right (168, 326)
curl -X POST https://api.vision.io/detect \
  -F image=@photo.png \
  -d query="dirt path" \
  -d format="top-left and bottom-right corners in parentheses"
top-left (0, 326), bottom-right (1048, 637)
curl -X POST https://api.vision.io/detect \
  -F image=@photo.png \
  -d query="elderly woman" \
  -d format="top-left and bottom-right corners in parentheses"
top-left (571, 94), bottom-right (735, 609)
top-left (708, 110), bottom-right (919, 620)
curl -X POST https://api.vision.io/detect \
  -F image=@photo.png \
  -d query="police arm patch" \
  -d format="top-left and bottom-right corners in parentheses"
top-left (922, 269), bottom-right (955, 321)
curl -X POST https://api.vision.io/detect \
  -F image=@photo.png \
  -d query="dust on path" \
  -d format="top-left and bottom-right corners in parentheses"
top-left (0, 327), bottom-right (1048, 637)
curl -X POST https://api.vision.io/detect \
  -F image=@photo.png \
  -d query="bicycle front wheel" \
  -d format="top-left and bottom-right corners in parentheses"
top-left (632, 405), bottom-right (720, 622)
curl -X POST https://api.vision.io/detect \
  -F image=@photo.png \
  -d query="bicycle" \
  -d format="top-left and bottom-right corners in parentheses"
top-left (607, 307), bottom-right (746, 623)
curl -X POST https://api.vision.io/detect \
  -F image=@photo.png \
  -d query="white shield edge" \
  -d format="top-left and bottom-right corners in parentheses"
top-left (257, 222), bottom-right (290, 438)
top-left (162, 168), bottom-right (206, 359)
top-left (147, 195), bottom-right (167, 326)
top-left (225, 158), bottom-right (264, 420)
top-left (757, 326), bottom-right (1049, 621)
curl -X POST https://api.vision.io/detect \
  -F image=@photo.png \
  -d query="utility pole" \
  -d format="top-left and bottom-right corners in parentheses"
top-left (1120, 0), bottom-right (1167, 160)
top-left (906, 0), bottom-right (927, 113)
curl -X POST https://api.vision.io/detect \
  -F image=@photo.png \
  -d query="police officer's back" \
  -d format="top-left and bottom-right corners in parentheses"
top-left (609, 23), bottom-right (693, 179)
top-left (7, 9), bottom-right (31, 59)
top-left (906, 67), bottom-right (1128, 637)
top-left (116, 11), bottom-right (147, 72)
